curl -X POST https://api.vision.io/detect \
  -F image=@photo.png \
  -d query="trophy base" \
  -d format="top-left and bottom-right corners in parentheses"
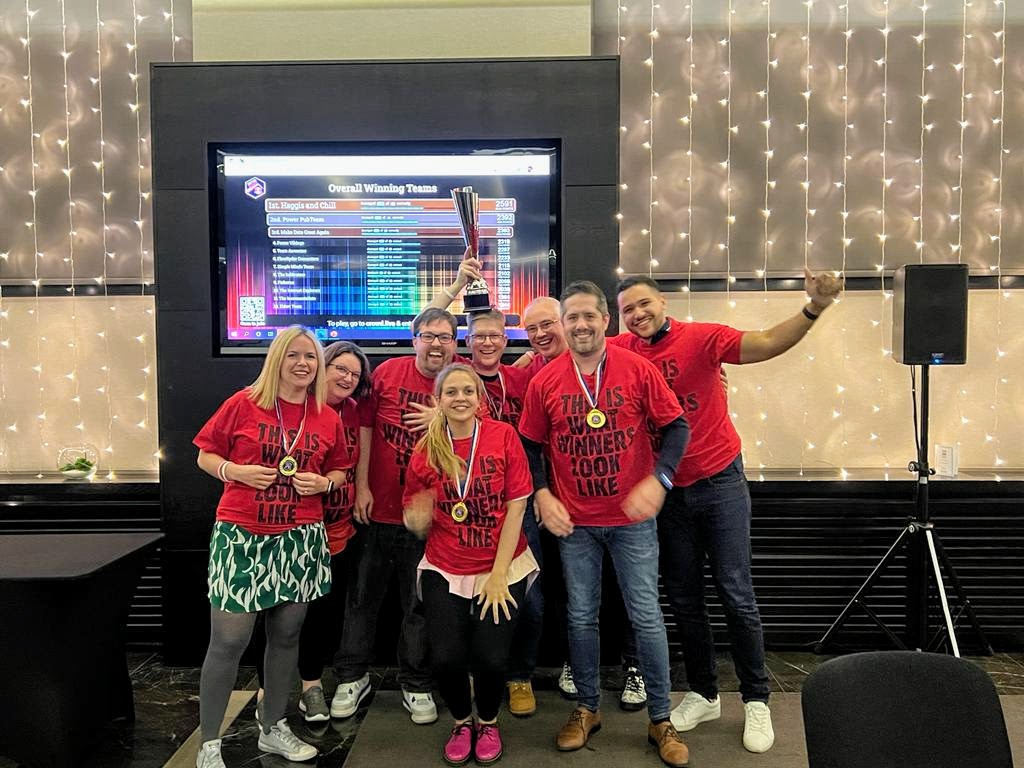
top-left (463, 292), bottom-right (492, 313)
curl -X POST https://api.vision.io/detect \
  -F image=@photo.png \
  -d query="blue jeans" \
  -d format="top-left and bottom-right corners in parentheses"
top-left (559, 518), bottom-right (671, 721)
top-left (658, 455), bottom-right (770, 702)
top-left (507, 499), bottom-right (545, 681)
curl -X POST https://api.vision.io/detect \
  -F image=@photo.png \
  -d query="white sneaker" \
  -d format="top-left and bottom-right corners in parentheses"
top-left (402, 689), bottom-right (438, 724)
top-left (670, 691), bottom-right (721, 732)
top-left (557, 662), bottom-right (578, 699)
top-left (258, 718), bottom-right (318, 761)
top-left (619, 666), bottom-right (647, 711)
top-left (330, 674), bottom-right (371, 719)
top-left (196, 739), bottom-right (225, 768)
top-left (743, 700), bottom-right (775, 753)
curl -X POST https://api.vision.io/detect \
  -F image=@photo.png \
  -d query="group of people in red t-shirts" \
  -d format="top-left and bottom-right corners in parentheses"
top-left (193, 254), bottom-right (841, 768)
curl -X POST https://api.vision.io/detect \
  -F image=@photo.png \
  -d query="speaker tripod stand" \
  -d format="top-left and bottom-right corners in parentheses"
top-left (815, 364), bottom-right (991, 657)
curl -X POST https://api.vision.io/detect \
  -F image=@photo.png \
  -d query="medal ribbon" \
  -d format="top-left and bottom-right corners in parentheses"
top-left (275, 396), bottom-right (308, 460)
top-left (572, 354), bottom-right (606, 412)
top-left (482, 370), bottom-right (506, 421)
top-left (446, 420), bottom-right (480, 502)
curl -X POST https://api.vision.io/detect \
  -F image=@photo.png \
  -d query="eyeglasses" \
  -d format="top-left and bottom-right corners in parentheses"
top-left (415, 332), bottom-right (455, 344)
top-left (468, 333), bottom-right (505, 343)
top-left (525, 320), bottom-right (558, 335)
top-left (328, 364), bottom-right (361, 381)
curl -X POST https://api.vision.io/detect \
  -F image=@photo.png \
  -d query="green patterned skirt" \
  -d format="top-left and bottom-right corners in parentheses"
top-left (207, 521), bottom-right (332, 613)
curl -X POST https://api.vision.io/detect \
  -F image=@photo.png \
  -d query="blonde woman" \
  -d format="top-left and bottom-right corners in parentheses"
top-left (403, 364), bottom-right (536, 766)
top-left (193, 326), bottom-right (349, 768)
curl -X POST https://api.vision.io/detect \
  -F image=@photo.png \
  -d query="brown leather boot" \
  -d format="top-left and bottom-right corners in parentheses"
top-left (556, 708), bottom-right (602, 751)
top-left (648, 721), bottom-right (690, 767)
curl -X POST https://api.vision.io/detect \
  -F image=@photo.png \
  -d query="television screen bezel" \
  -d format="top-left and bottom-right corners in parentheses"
top-left (208, 139), bottom-right (563, 356)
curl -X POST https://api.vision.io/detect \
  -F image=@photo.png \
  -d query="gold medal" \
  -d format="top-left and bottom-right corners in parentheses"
top-left (451, 501), bottom-right (469, 522)
top-left (587, 408), bottom-right (607, 429)
top-left (274, 397), bottom-right (307, 478)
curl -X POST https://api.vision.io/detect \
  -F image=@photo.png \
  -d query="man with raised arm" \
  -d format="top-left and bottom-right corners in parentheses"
top-left (611, 270), bottom-right (841, 754)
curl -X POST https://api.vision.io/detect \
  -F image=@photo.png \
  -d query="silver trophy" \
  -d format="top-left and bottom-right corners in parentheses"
top-left (451, 186), bottom-right (491, 313)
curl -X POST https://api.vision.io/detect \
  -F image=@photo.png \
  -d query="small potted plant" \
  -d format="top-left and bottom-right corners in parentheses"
top-left (57, 445), bottom-right (99, 479)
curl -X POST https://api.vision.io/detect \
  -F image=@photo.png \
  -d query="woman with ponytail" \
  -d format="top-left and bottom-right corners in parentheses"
top-left (403, 364), bottom-right (536, 766)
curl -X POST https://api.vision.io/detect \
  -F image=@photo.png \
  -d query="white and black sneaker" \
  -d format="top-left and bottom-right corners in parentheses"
top-left (258, 718), bottom-right (318, 761)
top-left (557, 662), bottom-right (578, 699)
top-left (402, 690), bottom-right (439, 724)
top-left (196, 739), bottom-right (226, 768)
top-left (619, 666), bottom-right (647, 711)
top-left (330, 674), bottom-right (371, 719)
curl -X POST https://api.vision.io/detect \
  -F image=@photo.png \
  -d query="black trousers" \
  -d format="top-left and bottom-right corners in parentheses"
top-left (333, 521), bottom-right (432, 690)
top-left (421, 570), bottom-right (526, 722)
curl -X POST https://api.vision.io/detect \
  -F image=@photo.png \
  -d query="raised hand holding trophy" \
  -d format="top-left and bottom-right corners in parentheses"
top-left (451, 186), bottom-right (492, 312)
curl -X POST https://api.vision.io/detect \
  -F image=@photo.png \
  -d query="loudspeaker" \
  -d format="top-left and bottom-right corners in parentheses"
top-left (892, 264), bottom-right (968, 365)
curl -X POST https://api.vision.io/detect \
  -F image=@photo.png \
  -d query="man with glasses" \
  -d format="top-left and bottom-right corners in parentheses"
top-left (330, 308), bottom-right (459, 726)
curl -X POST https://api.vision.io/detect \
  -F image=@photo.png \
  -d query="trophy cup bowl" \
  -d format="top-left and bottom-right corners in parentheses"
top-left (451, 186), bottom-right (492, 313)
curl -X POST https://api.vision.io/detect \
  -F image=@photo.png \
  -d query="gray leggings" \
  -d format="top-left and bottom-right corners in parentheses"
top-left (199, 601), bottom-right (308, 741)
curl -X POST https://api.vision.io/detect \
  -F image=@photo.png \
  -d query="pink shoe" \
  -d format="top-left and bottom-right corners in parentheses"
top-left (444, 721), bottom-right (474, 766)
top-left (474, 722), bottom-right (503, 765)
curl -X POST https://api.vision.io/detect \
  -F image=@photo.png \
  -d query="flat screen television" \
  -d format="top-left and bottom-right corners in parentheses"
top-left (210, 141), bottom-right (561, 354)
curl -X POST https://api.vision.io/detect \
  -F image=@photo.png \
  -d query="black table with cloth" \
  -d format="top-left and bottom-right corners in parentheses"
top-left (0, 532), bottom-right (163, 768)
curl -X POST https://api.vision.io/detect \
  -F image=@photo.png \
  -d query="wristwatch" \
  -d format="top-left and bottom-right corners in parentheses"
top-left (656, 472), bottom-right (673, 491)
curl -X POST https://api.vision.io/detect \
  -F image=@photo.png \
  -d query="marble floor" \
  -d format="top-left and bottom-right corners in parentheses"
top-left (1, 651), bottom-right (1021, 768)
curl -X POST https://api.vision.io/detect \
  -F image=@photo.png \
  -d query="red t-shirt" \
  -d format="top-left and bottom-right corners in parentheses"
top-left (609, 318), bottom-right (743, 486)
top-left (193, 389), bottom-right (347, 535)
top-left (519, 344), bottom-right (684, 527)
top-left (323, 397), bottom-right (362, 555)
top-left (480, 364), bottom-right (531, 428)
top-left (404, 419), bottom-right (532, 575)
top-left (360, 356), bottom-right (437, 525)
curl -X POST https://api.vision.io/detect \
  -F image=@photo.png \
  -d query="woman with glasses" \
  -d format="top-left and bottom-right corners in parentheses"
top-left (404, 364), bottom-right (535, 766)
top-left (248, 340), bottom-right (372, 724)
top-left (193, 326), bottom-right (348, 768)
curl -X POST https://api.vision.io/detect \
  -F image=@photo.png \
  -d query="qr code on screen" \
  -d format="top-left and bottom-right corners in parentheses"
top-left (239, 296), bottom-right (265, 326)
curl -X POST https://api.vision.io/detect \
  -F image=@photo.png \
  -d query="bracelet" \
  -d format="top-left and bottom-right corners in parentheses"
top-left (802, 305), bottom-right (820, 322)
top-left (326, 479), bottom-right (334, 495)
top-left (217, 460), bottom-right (231, 482)
top-left (442, 286), bottom-right (457, 300)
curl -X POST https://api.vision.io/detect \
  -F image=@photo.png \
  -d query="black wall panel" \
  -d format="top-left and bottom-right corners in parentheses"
top-left (151, 58), bottom-right (621, 661)
top-left (151, 58), bottom-right (619, 190)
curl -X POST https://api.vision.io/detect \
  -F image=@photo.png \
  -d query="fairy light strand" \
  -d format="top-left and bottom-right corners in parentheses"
top-left (723, 2), bottom-right (735, 308)
top-left (876, 1), bottom-right (892, 473)
top-left (614, 0), bottom-right (626, 278)
top-left (838, 0), bottom-right (851, 479)
top-left (96, 0), bottom-right (116, 478)
top-left (682, 1), bottom-right (695, 321)
top-left (915, 1), bottom-right (929, 262)
top-left (757, 0), bottom-right (774, 476)
top-left (59, 0), bottom-right (85, 441)
top-left (24, 2), bottom-right (46, 476)
top-left (990, 0), bottom-right (1007, 474)
top-left (952, 0), bottom-right (969, 264)
top-left (798, 0), bottom-right (812, 475)
top-left (130, 0), bottom-right (153, 449)
top-left (647, 0), bottom-right (657, 276)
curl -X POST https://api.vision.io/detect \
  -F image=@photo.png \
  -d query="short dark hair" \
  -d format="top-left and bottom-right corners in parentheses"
top-left (467, 309), bottom-right (506, 335)
top-left (412, 307), bottom-right (457, 336)
top-left (615, 275), bottom-right (661, 296)
top-left (323, 340), bottom-right (372, 400)
top-left (560, 280), bottom-right (609, 315)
